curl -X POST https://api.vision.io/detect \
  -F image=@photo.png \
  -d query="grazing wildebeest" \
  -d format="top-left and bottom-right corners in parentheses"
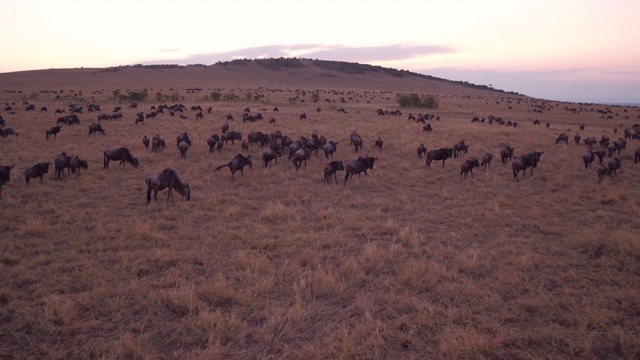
top-left (222, 131), bottom-right (242, 145)
top-left (46, 126), bottom-right (61, 139)
top-left (57, 116), bottom-right (68, 125)
top-left (25, 162), bottom-right (51, 184)
top-left (597, 164), bottom-right (608, 183)
top-left (222, 122), bottom-right (229, 134)
top-left (344, 156), bottom-right (377, 185)
top-left (460, 158), bottom-right (480, 181)
top-left (178, 141), bottom-right (189, 159)
top-left (143, 135), bottom-right (150, 149)
top-left (65, 114), bottom-right (80, 125)
top-left (555, 133), bottom-right (569, 144)
top-left (423, 124), bottom-right (433, 133)
top-left (152, 136), bottom-right (166, 152)
top-left (0, 164), bottom-right (15, 198)
top-left (426, 148), bottom-right (453, 167)
top-left (511, 151), bottom-right (543, 182)
top-left (176, 132), bottom-right (192, 147)
top-left (103, 147), bottom-right (138, 168)
top-left (452, 141), bottom-right (469, 158)
top-left (262, 145), bottom-right (282, 167)
top-left (214, 154), bottom-right (252, 179)
top-left (195, 111), bottom-right (203, 120)
top-left (207, 135), bottom-right (220, 152)
top-left (583, 150), bottom-right (596, 168)
top-left (293, 148), bottom-right (311, 170)
top-left (417, 144), bottom-right (427, 159)
top-left (89, 123), bottom-right (105, 135)
top-left (500, 146), bottom-right (515, 164)
top-left (374, 137), bottom-right (384, 149)
top-left (248, 131), bottom-right (266, 147)
top-left (584, 137), bottom-right (597, 148)
top-left (299, 112), bottom-right (307, 120)
top-left (481, 153), bottom-right (494, 171)
top-left (135, 114), bottom-right (144, 124)
top-left (69, 157), bottom-right (88, 174)
top-left (1, 127), bottom-right (17, 136)
top-left (319, 140), bottom-right (336, 159)
top-left (146, 168), bottom-right (190, 205)
top-left (324, 161), bottom-right (345, 185)
top-left (54, 152), bottom-right (71, 179)
top-left (635, 148), bottom-right (640, 164)
top-left (607, 157), bottom-right (621, 175)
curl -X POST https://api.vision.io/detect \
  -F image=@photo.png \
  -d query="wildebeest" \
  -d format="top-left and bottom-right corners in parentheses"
top-left (89, 123), bottom-right (105, 135)
top-left (426, 148), bottom-right (453, 167)
top-left (152, 136), bottom-right (166, 152)
top-left (1, 127), bottom-right (18, 136)
top-left (480, 153), bottom-right (494, 171)
top-left (512, 151), bottom-right (543, 182)
top-left (635, 148), bottom-right (640, 164)
top-left (579, 123), bottom-right (585, 131)
top-left (595, 147), bottom-right (606, 164)
top-left (423, 124), bottom-right (433, 133)
top-left (324, 161), bottom-right (345, 185)
top-left (241, 140), bottom-right (249, 151)
top-left (222, 131), bottom-right (242, 145)
top-left (146, 168), bottom-right (190, 205)
top-left (65, 114), bottom-right (80, 125)
top-left (555, 133), bottom-right (569, 144)
top-left (293, 148), bottom-right (311, 170)
top-left (352, 137), bottom-right (363, 153)
top-left (222, 122), bottom-right (229, 134)
top-left (452, 141), bottom-right (469, 158)
top-left (597, 164), bottom-right (608, 183)
top-left (69, 157), bottom-right (88, 174)
top-left (344, 156), bottom-right (377, 185)
top-left (214, 154), bottom-right (252, 179)
top-left (207, 135), bottom-right (220, 152)
top-left (500, 146), bottom-right (515, 164)
top-left (460, 158), bottom-right (480, 181)
top-left (417, 144), bottom-right (427, 159)
top-left (583, 150), bottom-right (596, 168)
top-left (584, 137), bottom-right (597, 148)
top-left (299, 112), bottom-right (307, 120)
top-left (374, 137), bottom-right (384, 149)
top-left (323, 141), bottom-right (338, 159)
top-left (54, 152), bottom-right (72, 179)
top-left (607, 157), bottom-right (621, 175)
top-left (46, 126), bottom-right (61, 139)
top-left (176, 132), bottom-right (192, 148)
top-left (25, 162), bottom-right (51, 184)
top-left (143, 135), bottom-right (150, 149)
top-left (0, 164), bottom-right (15, 198)
top-left (103, 147), bottom-right (139, 168)
top-left (178, 141), bottom-right (190, 159)
top-left (574, 133), bottom-right (581, 145)
top-left (262, 145), bottom-right (282, 168)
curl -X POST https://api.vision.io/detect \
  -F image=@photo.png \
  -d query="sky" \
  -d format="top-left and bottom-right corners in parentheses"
top-left (1, 0), bottom-right (639, 103)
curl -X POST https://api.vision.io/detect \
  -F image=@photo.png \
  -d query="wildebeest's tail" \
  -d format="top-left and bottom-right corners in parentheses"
top-left (214, 163), bottom-right (230, 172)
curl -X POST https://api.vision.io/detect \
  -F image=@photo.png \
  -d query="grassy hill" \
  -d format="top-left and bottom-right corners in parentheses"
top-left (1, 60), bottom-right (639, 359)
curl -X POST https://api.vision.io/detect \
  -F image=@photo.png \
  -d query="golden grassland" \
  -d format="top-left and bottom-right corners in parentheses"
top-left (1, 64), bottom-right (640, 359)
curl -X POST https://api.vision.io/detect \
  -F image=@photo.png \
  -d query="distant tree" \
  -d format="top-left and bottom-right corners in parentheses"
top-left (211, 92), bottom-right (222, 101)
top-left (112, 89), bottom-right (121, 100)
top-left (396, 93), bottom-right (438, 109)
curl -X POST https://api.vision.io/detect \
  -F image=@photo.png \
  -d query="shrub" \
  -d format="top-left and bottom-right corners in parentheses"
top-left (223, 93), bottom-right (239, 101)
top-left (245, 92), bottom-right (253, 102)
top-left (211, 92), bottom-right (222, 101)
top-left (396, 93), bottom-right (438, 109)
top-left (311, 92), bottom-right (320, 102)
top-left (155, 92), bottom-right (163, 102)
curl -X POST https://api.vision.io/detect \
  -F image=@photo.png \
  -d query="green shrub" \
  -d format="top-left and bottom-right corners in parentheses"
top-left (223, 93), bottom-right (239, 101)
top-left (211, 92), bottom-right (221, 101)
top-left (396, 93), bottom-right (438, 109)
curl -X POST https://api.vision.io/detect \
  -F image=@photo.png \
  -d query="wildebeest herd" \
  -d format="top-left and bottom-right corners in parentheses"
top-left (2, 94), bottom-right (640, 205)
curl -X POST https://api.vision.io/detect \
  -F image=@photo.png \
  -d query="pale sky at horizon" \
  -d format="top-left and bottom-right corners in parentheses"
top-left (2, 0), bottom-right (639, 102)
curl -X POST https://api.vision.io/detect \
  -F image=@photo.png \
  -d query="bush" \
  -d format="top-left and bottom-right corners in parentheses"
top-left (155, 92), bottom-right (163, 102)
top-left (311, 92), bottom-right (320, 102)
top-left (396, 93), bottom-right (438, 109)
top-left (211, 92), bottom-right (221, 101)
top-left (223, 93), bottom-right (239, 101)
top-left (127, 90), bottom-right (148, 102)
top-left (245, 92), bottom-right (253, 102)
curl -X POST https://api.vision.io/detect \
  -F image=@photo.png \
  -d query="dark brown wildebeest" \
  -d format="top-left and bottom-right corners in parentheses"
top-left (293, 148), bottom-right (311, 170)
top-left (460, 158), bottom-right (480, 181)
top-left (176, 132), bottom-right (192, 148)
top-left (226, 114), bottom-right (233, 121)
top-left (222, 131), bottom-right (242, 145)
top-left (417, 144), bottom-right (427, 159)
top-left (583, 150), bottom-right (596, 168)
top-left (452, 141), bottom-right (469, 158)
top-left (65, 114), bottom-right (80, 126)
top-left (103, 147), bottom-right (138, 168)
top-left (352, 137), bottom-right (363, 153)
top-left (262, 145), bottom-right (282, 168)
top-left (344, 156), bottom-right (377, 185)
top-left (248, 131), bottom-right (266, 147)
top-left (607, 157), bottom-right (621, 175)
top-left (600, 135), bottom-right (610, 148)
top-left (500, 146), bottom-right (515, 164)
top-left (152, 136), bottom-right (166, 152)
top-left (0, 164), bottom-right (15, 198)
top-left (597, 164), bottom-right (608, 183)
top-left (481, 153), bottom-right (494, 171)
top-left (579, 123), bottom-right (585, 131)
top-left (143, 135), bottom-right (150, 149)
top-left (595, 146), bottom-right (606, 164)
top-left (1, 127), bottom-right (17, 136)
top-left (374, 137), bottom-right (384, 149)
top-left (512, 151), bottom-right (543, 182)
top-left (207, 135), bottom-right (220, 152)
top-left (423, 124), bottom-right (433, 133)
top-left (214, 154), bottom-right (252, 179)
top-left (426, 148), bottom-right (453, 167)
top-left (54, 152), bottom-right (71, 179)
top-left (574, 133), bottom-right (581, 145)
top-left (635, 148), bottom-right (640, 164)
top-left (69, 157), bottom-right (88, 175)
top-left (146, 168), bottom-right (190, 205)
top-left (178, 141), bottom-right (189, 159)
top-left (25, 162), bottom-right (51, 184)
top-left (56, 117), bottom-right (68, 125)
top-left (46, 126), bottom-right (61, 139)
top-left (584, 137), bottom-right (597, 148)
top-left (241, 140), bottom-right (249, 151)
top-left (222, 122), bottom-right (229, 134)
top-left (323, 141), bottom-right (338, 159)
top-left (89, 123), bottom-right (105, 135)
top-left (299, 112), bottom-right (307, 120)
top-left (555, 133), bottom-right (569, 144)
top-left (324, 161), bottom-right (345, 185)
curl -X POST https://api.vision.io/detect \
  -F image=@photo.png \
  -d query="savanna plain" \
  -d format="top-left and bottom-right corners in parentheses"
top-left (1, 61), bottom-right (639, 359)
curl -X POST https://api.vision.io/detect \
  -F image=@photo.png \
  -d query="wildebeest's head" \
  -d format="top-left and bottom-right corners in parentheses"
top-left (130, 157), bottom-right (139, 168)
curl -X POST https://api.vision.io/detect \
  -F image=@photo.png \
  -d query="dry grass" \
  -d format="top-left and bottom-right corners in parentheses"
top-left (1, 64), bottom-right (640, 359)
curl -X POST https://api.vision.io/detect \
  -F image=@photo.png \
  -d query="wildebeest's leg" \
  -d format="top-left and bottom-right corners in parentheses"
top-left (334, 173), bottom-right (338, 185)
top-left (167, 188), bottom-right (172, 202)
top-left (40, 175), bottom-right (44, 183)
